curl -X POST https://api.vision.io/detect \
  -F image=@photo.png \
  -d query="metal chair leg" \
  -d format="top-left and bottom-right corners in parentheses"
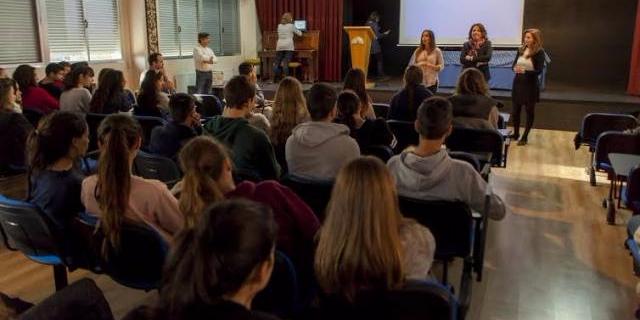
top-left (53, 264), bottom-right (68, 291)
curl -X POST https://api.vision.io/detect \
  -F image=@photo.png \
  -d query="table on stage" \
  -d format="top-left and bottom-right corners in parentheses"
top-left (259, 30), bottom-right (319, 83)
top-left (604, 153), bottom-right (640, 224)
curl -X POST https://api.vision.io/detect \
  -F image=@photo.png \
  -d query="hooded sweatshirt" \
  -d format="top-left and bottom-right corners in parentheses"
top-left (285, 121), bottom-right (360, 180)
top-left (387, 149), bottom-right (506, 220)
top-left (204, 116), bottom-right (280, 180)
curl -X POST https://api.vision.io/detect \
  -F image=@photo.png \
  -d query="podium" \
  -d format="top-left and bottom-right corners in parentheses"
top-left (344, 26), bottom-right (375, 85)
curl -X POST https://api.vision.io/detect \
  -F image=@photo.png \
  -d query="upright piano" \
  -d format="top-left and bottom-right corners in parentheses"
top-left (259, 30), bottom-right (320, 83)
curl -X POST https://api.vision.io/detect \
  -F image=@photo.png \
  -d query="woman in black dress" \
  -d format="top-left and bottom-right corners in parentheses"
top-left (511, 28), bottom-right (546, 145)
top-left (460, 23), bottom-right (493, 81)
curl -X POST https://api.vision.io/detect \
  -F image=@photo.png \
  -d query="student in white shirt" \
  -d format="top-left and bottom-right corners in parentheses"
top-left (273, 12), bottom-right (301, 81)
top-left (193, 32), bottom-right (218, 94)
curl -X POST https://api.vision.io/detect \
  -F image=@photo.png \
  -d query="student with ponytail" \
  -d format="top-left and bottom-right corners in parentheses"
top-left (81, 114), bottom-right (183, 245)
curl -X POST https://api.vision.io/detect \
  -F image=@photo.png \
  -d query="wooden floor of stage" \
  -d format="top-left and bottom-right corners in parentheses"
top-left (0, 129), bottom-right (637, 319)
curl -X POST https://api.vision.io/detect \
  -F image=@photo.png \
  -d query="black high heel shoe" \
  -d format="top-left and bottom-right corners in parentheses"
top-left (517, 137), bottom-right (528, 146)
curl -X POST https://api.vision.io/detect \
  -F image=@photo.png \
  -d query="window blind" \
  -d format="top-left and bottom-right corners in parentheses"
top-left (84, 0), bottom-right (122, 61)
top-left (201, 0), bottom-right (221, 54)
top-left (0, 0), bottom-right (41, 64)
top-left (220, 0), bottom-right (240, 55)
top-left (177, 0), bottom-right (198, 57)
top-left (158, 0), bottom-right (180, 57)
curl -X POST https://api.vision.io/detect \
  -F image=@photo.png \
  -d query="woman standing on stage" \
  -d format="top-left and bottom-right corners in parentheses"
top-left (460, 23), bottom-right (493, 81)
top-left (511, 28), bottom-right (546, 146)
top-left (273, 12), bottom-right (302, 81)
top-left (409, 29), bottom-right (444, 93)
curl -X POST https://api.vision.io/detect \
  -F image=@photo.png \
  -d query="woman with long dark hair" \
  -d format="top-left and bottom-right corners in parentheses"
top-left (335, 90), bottom-right (395, 151)
top-left (60, 65), bottom-right (94, 113)
top-left (343, 68), bottom-right (375, 120)
top-left (460, 23), bottom-right (493, 81)
top-left (0, 78), bottom-right (32, 177)
top-left (135, 70), bottom-right (169, 118)
top-left (90, 69), bottom-right (133, 114)
top-left (449, 68), bottom-right (500, 130)
top-left (388, 66), bottom-right (433, 121)
top-left (409, 29), bottom-right (444, 93)
top-left (12, 64), bottom-right (59, 114)
top-left (511, 28), bottom-right (546, 145)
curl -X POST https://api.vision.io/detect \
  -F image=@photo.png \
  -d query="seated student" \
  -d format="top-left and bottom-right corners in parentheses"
top-left (0, 78), bottom-right (33, 176)
top-left (172, 136), bottom-right (319, 270)
top-left (239, 62), bottom-right (266, 107)
top-left (12, 64), bottom-right (59, 114)
top-left (143, 200), bottom-right (280, 320)
top-left (59, 61), bottom-right (71, 79)
top-left (315, 157), bottom-right (436, 303)
top-left (203, 76), bottom-right (280, 180)
top-left (148, 93), bottom-right (202, 159)
top-left (448, 68), bottom-right (499, 130)
top-left (387, 97), bottom-right (506, 220)
top-left (335, 90), bottom-right (395, 151)
top-left (90, 69), bottom-right (133, 114)
top-left (389, 65), bottom-right (433, 121)
top-left (286, 83), bottom-right (359, 180)
top-left (60, 65), bottom-right (94, 113)
top-left (28, 112), bottom-right (88, 236)
top-left (81, 114), bottom-right (184, 241)
top-left (343, 68), bottom-right (376, 120)
top-left (140, 53), bottom-right (175, 94)
top-left (38, 63), bottom-right (65, 100)
top-left (135, 70), bottom-right (170, 118)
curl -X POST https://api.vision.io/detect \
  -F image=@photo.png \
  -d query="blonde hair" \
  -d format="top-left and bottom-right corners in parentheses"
top-left (281, 12), bottom-right (293, 24)
top-left (177, 136), bottom-right (229, 228)
top-left (521, 28), bottom-right (543, 58)
top-left (270, 77), bottom-right (309, 146)
top-left (315, 157), bottom-right (404, 301)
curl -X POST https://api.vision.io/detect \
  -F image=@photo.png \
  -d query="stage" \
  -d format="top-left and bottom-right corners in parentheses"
top-left (258, 78), bottom-right (640, 132)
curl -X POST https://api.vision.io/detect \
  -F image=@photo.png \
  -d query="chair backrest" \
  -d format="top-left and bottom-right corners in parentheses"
top-left (445, 127), bottom-right (503, 167)
top-left (580, 113), bottom-right (638, 148)
top-left (22, 108), bottom-right (44, 128)
top-left (387, 120), bottom-right (418, 154)
top-left (372, 103), bottom-right (390, 119)
top-left (86, 113), bottom-right (109, 152)
top-left (281, 174), bottom-right (334, 221)
top-left (363, 145), bottom-right (394, 163)
top-left (397, 197), bottom-right (473, 260)
top-left (594, 132), bottom-right (640, 170)
top-left (133, 115), bottom-right (167, 148)
top-left (448, 151), bottom-right (480, 173)
top-left (193, 94), bottom-right (224, 118)
top-left (133, 151), bottom-right (182, 185)
top-left (253, 251), bottom-right (299, 318)
top-left (626, 165), bottom-right (640, 207)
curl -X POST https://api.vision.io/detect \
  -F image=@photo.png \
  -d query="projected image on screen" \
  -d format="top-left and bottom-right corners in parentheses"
top-left (399, 0), bottom-right (525, 46)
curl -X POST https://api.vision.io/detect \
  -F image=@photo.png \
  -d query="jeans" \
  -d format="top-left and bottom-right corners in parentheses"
top-left (273, 51), bottom-right (294, 79)
top-left (195, 70), bottom-right (212, 94)
top-left (427, 81), bottom-right (438, 94)
top-left (372, 52), bottom-right (385, 77)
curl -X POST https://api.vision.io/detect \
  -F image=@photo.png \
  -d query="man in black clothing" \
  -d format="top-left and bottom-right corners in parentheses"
top-left (148, 93), bottom-right (202, 160)
top-left (38, 63), bottom-right (65, 99)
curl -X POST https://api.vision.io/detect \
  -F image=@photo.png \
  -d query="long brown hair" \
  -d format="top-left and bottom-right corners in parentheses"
top-left (343, 68), bottom-right (372, 118)
top-left (468, 23), bottom-right (488, 41)
top-left (95, 114), bottom-right (141, 251)
top-left (417, 29), bottom-right (436, 55)
top-left (455, 68), bottom-right (489, 96)
top-left (520, 28), bottom-right (543, 58)
top-left (28, 111), bottom-right (87, 174)
top-left (0, 78), bottom-right (18, 111)
top-left (177, 136), bottom-right (229, 228)
top-left (315, 156), bottom-right (404, 301)
top-left (270, 77), bottom-right (309, 146)
top-left (403, 66), bottom-right (424, 115)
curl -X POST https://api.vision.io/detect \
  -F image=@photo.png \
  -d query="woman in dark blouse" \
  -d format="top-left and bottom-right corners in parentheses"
top-left (460, 23), bottom-right (493, 81)
top-left (388, 65), bottom-right (433, 122)
top-left (0, 78), bottom-right (32, 176)
top-left (90, 69), bottom-right (133, 114)
top-left (335, 90), bottom-right (395, 151)
top-left (135, 70), bottom-right (168, 118)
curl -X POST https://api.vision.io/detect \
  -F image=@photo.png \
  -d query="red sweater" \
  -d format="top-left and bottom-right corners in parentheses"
top-left (226, 180), bottom-right (320, 265)
top-left (22, 86), bottom-right (59, 114)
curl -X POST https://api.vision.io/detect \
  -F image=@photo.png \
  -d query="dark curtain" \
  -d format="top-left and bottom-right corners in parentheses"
top-left (255, 0), bottom-right (343, 81)
top-left (629, 1), bottom-right (640, 95)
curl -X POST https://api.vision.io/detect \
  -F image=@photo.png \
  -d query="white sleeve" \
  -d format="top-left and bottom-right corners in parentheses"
top-left (193, 47), bottom-right (203, 64)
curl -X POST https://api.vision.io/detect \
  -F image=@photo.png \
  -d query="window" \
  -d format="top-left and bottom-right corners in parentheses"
top-left (0, 1), bottom-right (41, 64)
top-left (157, 0), bottom-right (241, 58)
top-left (46, 0), bottom-right (122, 62)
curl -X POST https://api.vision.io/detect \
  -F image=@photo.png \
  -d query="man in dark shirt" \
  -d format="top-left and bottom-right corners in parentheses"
top-left (148, 93), bottom-right (202, 160)
top-left (39, 63), bottom-right (65, 100)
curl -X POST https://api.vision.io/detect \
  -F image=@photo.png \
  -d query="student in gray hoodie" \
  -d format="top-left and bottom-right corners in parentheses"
top-left (285, 83), bottom-right (360, 180)
top-left (387, 96), bottom-right (506, 220)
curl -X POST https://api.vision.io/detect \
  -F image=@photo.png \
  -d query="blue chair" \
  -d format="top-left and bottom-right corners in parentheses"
top-left (85, 113), bottom-right (108, 152)
top-left (623, 165), bottom-right (640, 216)
top-left (133, 151), bottom-right (182, 187)
top-left (133, 115), bottom-right (167, 149)
top-left (592, 131), bottom-right (640, 186)
top-left (253, 251), bottom-right (299, 318)
top-left (372, 103), bottom-right (390, 119)
top-left (363, 145), bottom-right (394, 163)
top-left (0, 195), bottom-right (68, 291)
top-left (387, 120), bottom-right (418, 154)
top-left (446, 126), bottom-right (506, 167)
top-left (193, 94), bottom-right (224, 118)
top-left (281, 174), bottom-right (334, 221)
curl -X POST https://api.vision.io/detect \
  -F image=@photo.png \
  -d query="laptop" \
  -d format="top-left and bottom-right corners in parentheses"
top-left (294, 20), bottom-right (307, 32)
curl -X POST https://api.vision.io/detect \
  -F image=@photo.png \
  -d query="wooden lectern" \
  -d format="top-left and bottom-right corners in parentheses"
top-left (344, 26), bottom-right (375, 85)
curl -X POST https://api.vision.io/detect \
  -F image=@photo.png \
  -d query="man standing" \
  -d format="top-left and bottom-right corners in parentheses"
top-left (193, 32), bottom-right (217, 94)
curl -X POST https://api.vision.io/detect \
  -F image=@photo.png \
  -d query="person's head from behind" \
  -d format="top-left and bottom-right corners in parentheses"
top-left (65, 65), bottom-right (95, 90)
top-left (238, 62), bottom-right (257, 85)
top-left (315, 156), bottom-right (404, 301)
top-left (335, 90), bottom-right (361, 130)
top-left (58, 61), bottom-right (71, 77)
top-left (177, 136), bottom-right (235, 228)
top-left (12, 64), bottom-right (37, 92)
top-left (415, 96), bottom-right (453, 142)
top-left (160, 199), bottom-right (277, 315)
top-left (455, 68), bottom-right (489, 96)
top-left (403, 65), bottom-right (423, 89)
top-left (281, 12), bottom-right (293, 24)
top-left (149, 53), bottom-right (165, 70)
top-left (307, 82), bottom-right (337, 122)
top-left (343, 68), bottom-right (368, 104)
top-left (96, 114), bottom-right (142, 249)
top-left (97, 68), bottom-right (115, 87)
top-left (420, 29), bottom-right (436, 52)
top-left (469, 23), bottom-right (488, 42)
top-left (28, 111), bottom-right (89, 173)
top-left (270, 77), bottom-right (308, 144)
top-left (198, 32), bottom-right (210, 46)
top-left (169, 93), bottom-right (198, 126)
top-left (91, 69), bottom-right (125, 113)
top-left (0, 78), bottom-right (20, 111)
top-left (45, 63), bottom-right (65, 82)
top-left (224, 75), bottom-right (256, 112)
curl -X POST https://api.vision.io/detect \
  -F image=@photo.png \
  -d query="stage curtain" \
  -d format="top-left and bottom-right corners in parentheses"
top-left (628, 0), bottom-right (640, 95)
top-left (255, 0), bottom-right (343, 81)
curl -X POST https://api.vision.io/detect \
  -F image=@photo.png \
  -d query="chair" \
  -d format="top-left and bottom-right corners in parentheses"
top-left (448, 151), bottom-right (490, 182)
top-left (0, 195), bottom-right (68, 291)
top-left (133, 115), bottom-right (167, 149)
top-left (86, 113), bottom-right (108, 152)
top-left (387, 120), bottom-right (418, 154)
top-left (193, 94), bottom-right (224, 118)
top-left (133, 151), bottom-right (182, 187)
top-left (281, 174), bottom-right (334, 221)
top-left (446, 127), bottom-right (506, 167)
top-left (372, 103), bottom-right (390, 119)
top-left (253, 251), bottom-right (299, 318)
top-left (591, 131), bottom-right (640, 186)
top-left (22, 108), bottom-right (44, 128)
top-left (623, 165), bottom-right (640, 216)
top-left (363, 145), bottom-right (394, 163)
